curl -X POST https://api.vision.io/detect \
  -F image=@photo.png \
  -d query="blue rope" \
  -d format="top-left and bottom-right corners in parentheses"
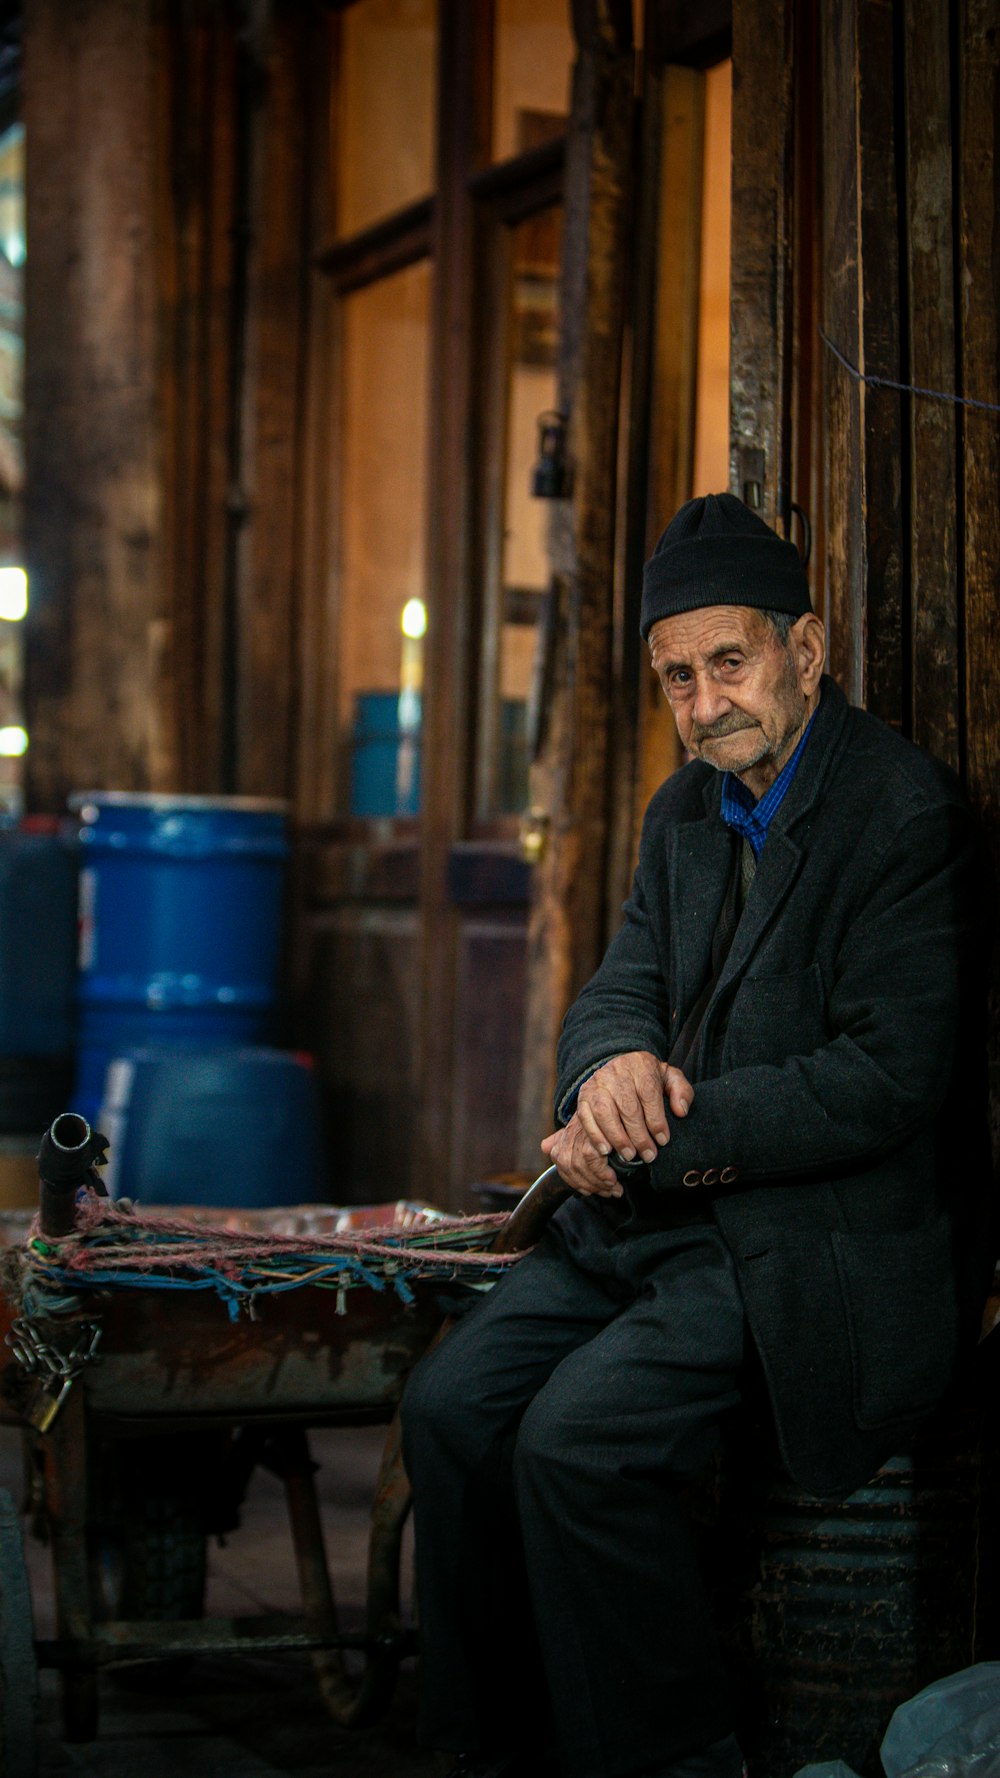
top-left (24, 1251), bottom-right (458, 1321)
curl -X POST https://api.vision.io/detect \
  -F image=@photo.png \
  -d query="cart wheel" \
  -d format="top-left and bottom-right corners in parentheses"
top-left (0, 1487), bottom-right (38, 1778)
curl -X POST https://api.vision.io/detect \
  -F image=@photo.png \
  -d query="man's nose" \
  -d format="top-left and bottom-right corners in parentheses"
top-left (691, 676), bottom-right (731, 727)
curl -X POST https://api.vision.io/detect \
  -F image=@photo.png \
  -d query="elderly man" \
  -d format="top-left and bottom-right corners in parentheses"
top-left (401, 494), bottom-right (989, 1778)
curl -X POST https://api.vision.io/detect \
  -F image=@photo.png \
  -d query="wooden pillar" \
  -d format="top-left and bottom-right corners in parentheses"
top-left (23, 0), bottom-right (174, 808)
top-left (163, 1), bottom-right (237, 795)
top-left (515, 0), bottom-right (635, 1166)
top-left (23, 0), bottom-right (320, 808)
top-left (630, 57), bottom-right (704, 846)
top-left (232, 1), bottom-right (316, 800)
top-left (413, 0), bottom-right (493, 1200)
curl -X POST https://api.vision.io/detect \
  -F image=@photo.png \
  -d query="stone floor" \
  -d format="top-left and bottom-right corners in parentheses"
top-left (0, 1420), bottom-right (442, 1778)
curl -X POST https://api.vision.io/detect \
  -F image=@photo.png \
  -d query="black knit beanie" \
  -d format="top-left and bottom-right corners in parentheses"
top-left (640, 492), bottom-right (811, 640)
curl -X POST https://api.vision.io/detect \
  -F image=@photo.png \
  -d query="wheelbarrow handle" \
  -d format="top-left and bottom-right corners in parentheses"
top-left (490, 1164), bottom-right (571, 1255)
top-left (37, 1113), bottom-right (110, 1237)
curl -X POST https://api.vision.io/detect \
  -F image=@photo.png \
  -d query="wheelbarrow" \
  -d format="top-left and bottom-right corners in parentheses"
top-left (0, 1113), bottom-right (564, 1778)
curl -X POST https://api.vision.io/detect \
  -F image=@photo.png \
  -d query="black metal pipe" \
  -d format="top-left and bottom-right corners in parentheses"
top-left (37, 1114), bottom-right (109, 1237)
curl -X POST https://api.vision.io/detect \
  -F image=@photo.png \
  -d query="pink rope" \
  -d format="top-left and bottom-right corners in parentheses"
top-left (32, 1196), bottom-right (522, 1280)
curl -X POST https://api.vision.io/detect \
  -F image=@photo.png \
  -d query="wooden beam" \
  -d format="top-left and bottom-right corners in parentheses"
top-left (314, 196), bottom-right (434, 293)
top-left (515, 0), bottom-right (635, 1166)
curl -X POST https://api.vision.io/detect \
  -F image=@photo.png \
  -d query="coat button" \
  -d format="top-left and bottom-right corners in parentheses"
top-left (719, 1166), bottom-right (739, 1185)
top-left (682, 1170), bottom-right (702, 1188)
top-left (702, 1168), bottom-right (720, 1187)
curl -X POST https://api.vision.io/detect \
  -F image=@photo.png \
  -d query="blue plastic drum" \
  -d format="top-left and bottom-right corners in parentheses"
top-left (70, 793), bottom-right (289, 1125)
top-left (97, 1045), bottom-right (325, 1208)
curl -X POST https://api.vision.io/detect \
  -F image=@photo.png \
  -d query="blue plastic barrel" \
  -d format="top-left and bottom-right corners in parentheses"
top-left (97, 1045), bottom-right (325, 1208)
top-left (350, 690), bottom-right (421, 816)
top-left (70, 793), bottom-right (289, 1126)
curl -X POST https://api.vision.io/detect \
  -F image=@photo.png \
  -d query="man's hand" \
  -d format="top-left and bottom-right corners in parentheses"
top-left (541, 1113), bottom-right (623, 1196)
top-left (540, 1052), bottom-right (694, 1197)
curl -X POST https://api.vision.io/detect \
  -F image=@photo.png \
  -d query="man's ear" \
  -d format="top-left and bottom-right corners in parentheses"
top-left (791, 612), bottom-right (826, 695)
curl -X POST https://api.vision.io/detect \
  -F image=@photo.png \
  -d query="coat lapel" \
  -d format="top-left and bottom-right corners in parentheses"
top-left (715, 827), bottom-right (805, 991)
top-left (667, 805), bottom-right (734, 1018)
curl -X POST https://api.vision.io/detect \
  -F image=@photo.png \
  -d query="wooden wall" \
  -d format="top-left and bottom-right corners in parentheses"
top-left (731, 0), bottom-right (1000, 1158)
top-left (820, 0), bottom-right (999, 1154)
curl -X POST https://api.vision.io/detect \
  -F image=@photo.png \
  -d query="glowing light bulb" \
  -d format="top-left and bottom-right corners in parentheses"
top-left (401, 598), bottom-right (427, 640)
top-left (0, 567), bottom-right (27, 621)
top-left (0, 726), bottom-right (27, 756)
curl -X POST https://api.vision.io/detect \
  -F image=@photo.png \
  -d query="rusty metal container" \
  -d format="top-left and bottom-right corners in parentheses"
top-left (719, 1389), bottom-right (1000, 1778)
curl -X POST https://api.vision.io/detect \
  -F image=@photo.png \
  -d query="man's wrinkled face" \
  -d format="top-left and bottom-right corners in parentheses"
top-left (648, 605), bottom-right (816, 783)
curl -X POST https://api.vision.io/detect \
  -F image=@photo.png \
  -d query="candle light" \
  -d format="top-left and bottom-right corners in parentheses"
top-left (397, 598), bottom-right (426, 811)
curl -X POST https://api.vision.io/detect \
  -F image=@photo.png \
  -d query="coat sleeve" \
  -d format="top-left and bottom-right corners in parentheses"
top-left (648, 799), bottom-right (980, 1190)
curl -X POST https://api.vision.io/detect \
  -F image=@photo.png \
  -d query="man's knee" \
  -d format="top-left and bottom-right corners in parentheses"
top-left (400, 1333), bottom-right (494, 1476)
top-left (513, 1387), bottom-right (602, 1495)
top-left (400, 1342), bottom-right (454, 1450)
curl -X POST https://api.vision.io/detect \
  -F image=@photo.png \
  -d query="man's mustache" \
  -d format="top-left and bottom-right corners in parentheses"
top-left (690, 715), bottom-right (758, 743)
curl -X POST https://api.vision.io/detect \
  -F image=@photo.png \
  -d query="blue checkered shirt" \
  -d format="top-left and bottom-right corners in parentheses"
top-left (719, 707), bottom-right (818, 857)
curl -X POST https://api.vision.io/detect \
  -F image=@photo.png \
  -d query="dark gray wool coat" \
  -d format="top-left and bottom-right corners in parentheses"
top-left (555, 675), bottom-right (992, 1498)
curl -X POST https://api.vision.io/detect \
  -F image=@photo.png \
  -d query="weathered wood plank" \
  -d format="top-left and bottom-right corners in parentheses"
top-left (820, 0), bottom-right (864, 701)
top-left (515, 0), bottom-right (634, 1167)
top-left (729, 0), bottom-right (795, 526)
top-left (902, 0), bottom-right (959, 768)
top-left (957, 0), bottom-right (1000, 1161)
top-left (820, 0), bottom-right (905, 723)
top-left (855, 0), bottom-right (905, 730)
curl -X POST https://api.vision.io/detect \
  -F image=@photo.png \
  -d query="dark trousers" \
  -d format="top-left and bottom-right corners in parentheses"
top-left (400, 1194), bottom-right (748, 1778)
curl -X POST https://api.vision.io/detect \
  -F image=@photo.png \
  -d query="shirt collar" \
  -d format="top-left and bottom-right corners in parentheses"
top-left (720, 704), bottom-right (819, 857)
